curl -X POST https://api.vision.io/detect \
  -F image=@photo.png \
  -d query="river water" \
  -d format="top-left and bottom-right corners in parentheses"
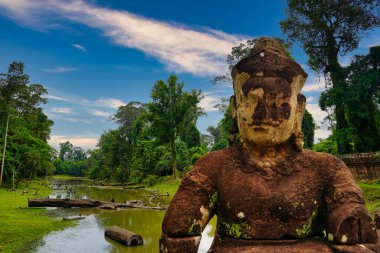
top-left (34, 179), bottom-right (216, 253)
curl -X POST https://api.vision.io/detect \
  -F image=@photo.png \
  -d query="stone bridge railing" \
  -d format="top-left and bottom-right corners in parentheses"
top-left (338, 152), bottom-right (380, 180)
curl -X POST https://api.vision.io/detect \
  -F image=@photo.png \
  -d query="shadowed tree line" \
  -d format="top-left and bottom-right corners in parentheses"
top-left (281, 0), bottom-right (380, 154)
top-left (0, 62), bottom-right (54, 188)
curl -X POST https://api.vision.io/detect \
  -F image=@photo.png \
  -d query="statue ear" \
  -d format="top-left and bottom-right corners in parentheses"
top-left (294, 94), bottom-right (306, 133)
top-left (228, 95), bottom-right (240, 146)
top-left (291, 94), bottom-right (306, 150)
top-left (230, 95), bottom-right (237, 119)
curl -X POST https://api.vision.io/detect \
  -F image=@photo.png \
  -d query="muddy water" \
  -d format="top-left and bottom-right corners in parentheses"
top-left (34, 179), bottom-right (216, 253)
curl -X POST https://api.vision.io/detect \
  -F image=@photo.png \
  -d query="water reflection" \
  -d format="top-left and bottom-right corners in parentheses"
top-left (35, 180), bottom-right (215, 253)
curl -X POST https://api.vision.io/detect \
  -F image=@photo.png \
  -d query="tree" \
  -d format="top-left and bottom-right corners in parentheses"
top-left (59, 141), bottom-right (74, 161)
top-left (0, 62), bottom-right (48, 184)
top-left (181, 122), bottom-right (201, 148)
top-left (281, 0), bottom-right (380, 154)
top-left (147, 75), bottom-right (203, 179)
top-left (344, 46), bottom-right (380, 152)
top-left (302, 109), bottom-right (316, 149)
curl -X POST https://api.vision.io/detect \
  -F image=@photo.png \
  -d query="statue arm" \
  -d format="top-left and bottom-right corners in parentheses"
top-left (160, 156), bottom-right (217, 253)
top-left (324, 158), bottom-right (377, 245)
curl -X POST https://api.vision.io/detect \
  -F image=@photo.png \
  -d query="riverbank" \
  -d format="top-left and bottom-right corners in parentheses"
top-left (0, 179), bottom-right (74, 253)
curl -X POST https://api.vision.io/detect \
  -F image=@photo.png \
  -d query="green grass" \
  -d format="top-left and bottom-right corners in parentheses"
top-left (146, 178), bottom-right (181, 196)
top-left (0, 179), bottom-right (73, 253)
top-left (358, 180), bottom-right (380, 214)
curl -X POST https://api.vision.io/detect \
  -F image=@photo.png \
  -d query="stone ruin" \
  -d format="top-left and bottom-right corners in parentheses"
top-left (160, 37), bottom-right (380, 253)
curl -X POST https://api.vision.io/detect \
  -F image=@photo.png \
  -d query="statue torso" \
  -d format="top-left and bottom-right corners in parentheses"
top-left (212, 146), bottom-right (330, 240)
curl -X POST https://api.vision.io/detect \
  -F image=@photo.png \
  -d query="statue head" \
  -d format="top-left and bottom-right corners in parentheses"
top-left (230, 37), bottom-right (307, 149)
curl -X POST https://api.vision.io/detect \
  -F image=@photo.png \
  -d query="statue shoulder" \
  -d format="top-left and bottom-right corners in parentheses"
top-left (302, 149), bottom-right (349, 173)
top-left (192, 147), bottom-right (236, 173)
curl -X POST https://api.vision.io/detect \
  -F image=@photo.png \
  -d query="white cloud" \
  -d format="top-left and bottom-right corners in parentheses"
top-left (306, 103), bottom-right (331, 141)
top-left (96, 98), bottom-right (125, 109)
top-left (306, 103), bottom-right (328, 125)
top-left (89, 109), bottom-right (112, 118)
top-left (46, 91), bottom-right (127, 110)
top-left (72, 43), bottom-right (87, 52)
top-left (199, 93), bottom-right (220, 112)
top-left (306, 97), bottom-right (315, 103)
top-left (302, 77), bottom-right (325, 92)
top-left (45, 112), bottom-right (91, 124)
top-left (44, 66), bottom-right (79, 73)
top-left (314, 128), bottom-right (331, 141)
top-left (50, 107), bottom-right (74, 114)
top-left (0, 0), bottom-right (248, 76)
top-left (49, 134), bottom-right (98, 150)
top-left (45, 94), bottom-right (71, 102)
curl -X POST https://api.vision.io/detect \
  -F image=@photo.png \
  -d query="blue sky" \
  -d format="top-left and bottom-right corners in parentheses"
top-left (0, 0), bottom-right (379, 150)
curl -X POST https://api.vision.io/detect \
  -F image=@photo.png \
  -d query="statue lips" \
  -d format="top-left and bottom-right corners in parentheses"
top-left (248, 117), bottom-right (282, 129)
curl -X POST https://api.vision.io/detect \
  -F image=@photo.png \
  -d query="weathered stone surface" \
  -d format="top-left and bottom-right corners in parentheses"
top-left (160, 37), bottom-right (379, 252)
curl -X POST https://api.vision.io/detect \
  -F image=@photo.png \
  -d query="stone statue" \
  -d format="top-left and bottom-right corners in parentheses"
top-left (160, 37), bottom-right (380, 253)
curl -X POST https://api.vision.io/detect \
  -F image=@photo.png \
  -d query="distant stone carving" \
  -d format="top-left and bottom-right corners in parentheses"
top-left (160, 37), bottom-right (380, 253)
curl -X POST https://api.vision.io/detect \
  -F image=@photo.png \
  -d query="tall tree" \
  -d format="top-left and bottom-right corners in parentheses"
top-left (344, 46), bottom-right (380, 152)
top-left (281, 0), bottom-right (380, 153)
top-left (59, 141), bottom-right (74, 161)
top-left (0, 62), bottom-right (48, 184)
top-left (147, 75), bottom-right (203, 179)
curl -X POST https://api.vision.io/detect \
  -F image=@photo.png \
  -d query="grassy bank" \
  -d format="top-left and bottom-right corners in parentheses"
top-left (358, 181), bottom-right (380, 214)
top-left (146, 178), bottom-right (181, 196)
top-left (0, 179), bottom-right (73, 253)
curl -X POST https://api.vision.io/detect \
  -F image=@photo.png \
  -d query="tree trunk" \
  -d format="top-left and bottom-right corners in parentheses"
top-left (0, 113), bottom-right (10, 185)
top-left (169, 141), bottom-right (177, 179)
top-left (327, 47), bottom-right (351, 154)
top-left (105, 226), bottom-right (143, 246)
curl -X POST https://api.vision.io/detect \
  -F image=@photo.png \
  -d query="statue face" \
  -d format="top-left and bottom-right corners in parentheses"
top-left (234, 76), bottom-right (298, 146)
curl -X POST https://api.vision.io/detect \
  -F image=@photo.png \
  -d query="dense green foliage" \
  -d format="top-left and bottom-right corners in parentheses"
top-left (147, 75), bottom-right (204, 178)
top-left (0, 62), bottom-right (54, 186)
top-left (316, 46), bottom-right (380, 153)
top-left (54, 141), bottom-right (87, 176)
top-left (77, 75), bottom-right (206, 183)
top-left (281, 0), bottom-right (380, 154)
top-left (344, 46), bottom-right (380, 152)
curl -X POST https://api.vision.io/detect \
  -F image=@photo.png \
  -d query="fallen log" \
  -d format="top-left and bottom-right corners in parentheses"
top-left (123, 185), bottom-right (145, 190)
top-left (63, 215), bottom-right (86, 221)
top-left (28, 198), bottom-right (102, 208)
top-left (28, 198), bottom-right (166, 210)
top-left (100, 182), bottom-right (140, 187)
top-left (105, 226), bottom-right (143, 246)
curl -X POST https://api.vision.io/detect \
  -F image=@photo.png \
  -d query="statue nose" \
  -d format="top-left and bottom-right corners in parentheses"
top-left (252, 99), bottom-right (268, 123)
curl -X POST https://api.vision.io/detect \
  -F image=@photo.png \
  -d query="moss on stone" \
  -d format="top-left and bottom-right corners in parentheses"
top-left (209, 192), bottom-right (218, 209)
top-left (187, 222), bottom-right (196, 234)
top-left (295, 209), bottom-right (317, 238)
top-left (222, 222), bottom-right (250, 238)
